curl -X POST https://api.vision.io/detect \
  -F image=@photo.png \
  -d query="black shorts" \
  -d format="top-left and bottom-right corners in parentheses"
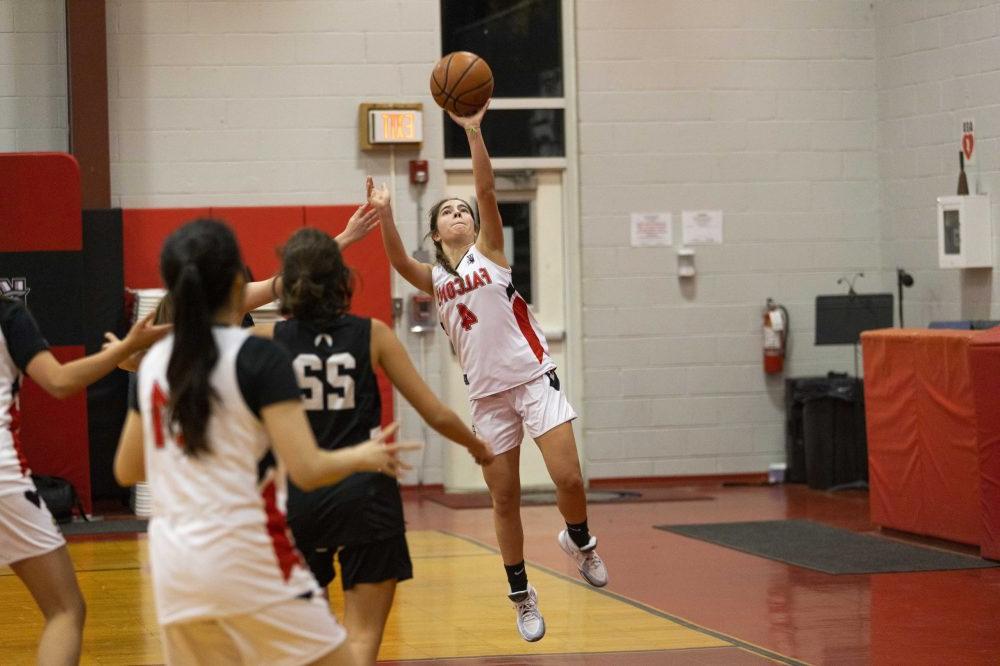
top-left (305, 533), bottom-right (413, 590)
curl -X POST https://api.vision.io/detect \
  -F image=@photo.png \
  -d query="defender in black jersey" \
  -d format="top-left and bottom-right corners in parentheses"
top-left (257, 225), bottom-right (492, 664)
top-left (274, 315), bottom-right (408, 590)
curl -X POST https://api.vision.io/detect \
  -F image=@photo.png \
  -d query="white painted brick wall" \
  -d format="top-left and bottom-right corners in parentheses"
top-left (876, 0), bottom-right (1000, 330)
top-left (104, 0), bottom-right (446, 484)
top-left (0, 1), bottom-right (66, 151)
top-left (577, 0), bottom-right (878, 477)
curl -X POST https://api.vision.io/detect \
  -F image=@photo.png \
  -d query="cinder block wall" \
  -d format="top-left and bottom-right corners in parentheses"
top-left (876, 0), bottom-right (1000, 327)
top-left (575, 0), bottom-right (879, 477)
top-left (0, 1), bottom-right (67, 151)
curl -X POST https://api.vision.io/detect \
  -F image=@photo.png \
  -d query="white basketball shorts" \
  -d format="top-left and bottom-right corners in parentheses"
top-left (470, 370), bottom-right (577, 456)
top-left (0, 489), bottom-right (66, 567)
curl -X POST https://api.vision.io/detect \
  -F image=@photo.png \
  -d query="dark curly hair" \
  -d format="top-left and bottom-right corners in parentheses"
top-left (279, 227), bottom-right (353, 328)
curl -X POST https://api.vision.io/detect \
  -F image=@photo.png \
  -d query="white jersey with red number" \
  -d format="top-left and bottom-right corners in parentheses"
top-left (0, 298), bottom-right (49, 498)
top-left (432, 244), bottom-right (555, 399)
top-left (136, 327), bottom-right (317, 625)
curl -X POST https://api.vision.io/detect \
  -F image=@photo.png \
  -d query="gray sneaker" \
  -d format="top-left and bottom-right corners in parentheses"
top-left (558, 529), bottom-right (608, 587)
top-left (508, 583), bottom-right (545, 642)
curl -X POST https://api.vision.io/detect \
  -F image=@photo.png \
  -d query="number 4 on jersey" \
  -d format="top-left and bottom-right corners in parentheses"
top-left (456, 303), bottom-right (479, 331)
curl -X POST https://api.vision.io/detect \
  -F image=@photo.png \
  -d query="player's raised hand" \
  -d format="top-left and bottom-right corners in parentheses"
top-left (368, 180), bottom-right (392, 211)
top-left (448, 98), bottom-right (490, 129)
top-left (340, 202), bottom-right (379, 246)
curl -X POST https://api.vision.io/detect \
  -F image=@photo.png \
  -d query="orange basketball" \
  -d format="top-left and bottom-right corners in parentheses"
top-left (429, 51), bottom-right (494, 116)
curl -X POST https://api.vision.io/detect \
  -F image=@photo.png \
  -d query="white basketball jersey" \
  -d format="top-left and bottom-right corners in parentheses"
top-left (137, 328), bottom-right (317, 624)
top-left (0, 338), bottom-right (30, 497)
top-left (0, 299), bottom-right (45, 498)
top-left (432, 244), bottom-right (555, 399)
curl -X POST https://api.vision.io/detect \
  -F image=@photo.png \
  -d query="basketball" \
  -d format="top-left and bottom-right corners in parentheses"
top-left (430, 51), bottom-right (493, 116)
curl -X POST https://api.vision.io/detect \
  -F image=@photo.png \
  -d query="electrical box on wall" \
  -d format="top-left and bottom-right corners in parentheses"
top-left (937, 194), bottom-right (992, 269)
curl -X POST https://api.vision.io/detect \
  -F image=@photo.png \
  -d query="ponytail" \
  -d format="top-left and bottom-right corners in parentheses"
top-left (166, 264), bottom-right (218, 456)
top-left (159, 219), bottom-right (244, 457)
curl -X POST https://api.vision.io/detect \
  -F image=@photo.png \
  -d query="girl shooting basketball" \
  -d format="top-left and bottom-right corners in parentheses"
top-left (1, 297), bottom-right (169, 665)
top-left (113, 219), bottom-right (418, 665)
top-left (369, 101), bottom-right (608, 643)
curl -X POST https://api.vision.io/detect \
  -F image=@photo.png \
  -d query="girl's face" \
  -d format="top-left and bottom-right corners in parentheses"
top-left (433, 199), bottom-right (476, 247)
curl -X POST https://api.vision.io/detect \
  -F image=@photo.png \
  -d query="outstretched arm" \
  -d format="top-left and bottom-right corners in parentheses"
top-left (368, 181), bottom-right (435, 295)
top-left (370, 318), bottom-right (493, 465)
top-left (27, 312), bottom-right (171, 399)
top-left (242, 201), bottom-right (380, 313)
top-left (448, 102), bottom-right (506, 266)
top-left (263, 407), bottom-right (421, 490)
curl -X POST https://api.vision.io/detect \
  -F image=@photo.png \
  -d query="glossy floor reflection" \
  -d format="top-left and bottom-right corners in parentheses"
top-left (2, 483), bottom-right (998, 665)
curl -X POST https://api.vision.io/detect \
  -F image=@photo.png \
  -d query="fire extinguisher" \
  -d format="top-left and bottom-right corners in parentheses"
top-left (763, 298), bottom-right (789, 374)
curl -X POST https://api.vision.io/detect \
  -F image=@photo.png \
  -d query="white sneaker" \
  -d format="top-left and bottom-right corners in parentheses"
top-left (558, 529), bottom-right (608, 587)
top-left (508, 583), bottom-right (545, 642)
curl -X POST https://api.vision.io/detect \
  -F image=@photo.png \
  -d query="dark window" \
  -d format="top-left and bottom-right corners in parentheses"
top-left (444, 109), bottom-right (564, 159)
top-left (441, 0), bottom-right (563, 98)
top-left (499, 201), bottom-right (532, 305)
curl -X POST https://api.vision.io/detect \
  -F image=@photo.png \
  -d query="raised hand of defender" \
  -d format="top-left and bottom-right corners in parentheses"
top-left (340, 202), bottom-right (379, 246)
top-left (367, 180), bottom-right (392, 212)
top-left (353, 422), bottom-right (423, 478)
top-left (447, 98), bottom-right (490, 129)
top-left (467, 437), bottom-right (494, 466)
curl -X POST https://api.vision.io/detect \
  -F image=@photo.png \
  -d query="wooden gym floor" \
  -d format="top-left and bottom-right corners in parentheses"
top-left (2, 481), bottom-right (999, 665)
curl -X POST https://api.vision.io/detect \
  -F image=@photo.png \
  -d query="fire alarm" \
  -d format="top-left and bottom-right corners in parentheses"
top-left (409, 160), bottom-right (428, 186)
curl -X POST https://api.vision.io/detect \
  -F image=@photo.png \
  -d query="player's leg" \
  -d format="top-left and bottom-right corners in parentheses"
top-left (528, 372), bottom-right (608, 587)
top-left (10, 546), bottom-right (86, 666)
top-left (339, 533), bottom-right (412, 664)
top-left (3, 492), bottom-right (85, 666)
top-left (342, 580), bottom-right (396, 664)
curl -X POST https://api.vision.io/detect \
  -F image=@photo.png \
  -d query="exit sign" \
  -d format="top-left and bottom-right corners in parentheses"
top-left (359, 103), bottom-right (423, 150)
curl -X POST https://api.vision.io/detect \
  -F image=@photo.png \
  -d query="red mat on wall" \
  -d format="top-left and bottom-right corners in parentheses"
top-left (862, 329), bottom-right (981, 546)
top-left (19, 346), bottom-right (91, 513)
top-left (967, 329), bottom-right (1000, 560)
top-left (122, 205), bottom-right (395, 431)
top-left (0, 153), bottom-right (82, 252)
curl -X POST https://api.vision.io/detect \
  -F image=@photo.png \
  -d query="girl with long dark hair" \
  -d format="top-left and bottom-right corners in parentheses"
top-left (113, 219), bottom-right (416, 666)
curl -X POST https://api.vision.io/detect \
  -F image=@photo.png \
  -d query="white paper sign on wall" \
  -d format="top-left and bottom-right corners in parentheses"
top-left (682, 210), bottom-right (724, 244)
top-left (630, 212), bottom-right (672, 247)
top-left (962, 118), bottom-right (975, 167)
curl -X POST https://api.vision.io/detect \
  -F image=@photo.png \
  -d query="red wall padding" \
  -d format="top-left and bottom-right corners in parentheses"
top-left (968, 330), bottom-right (1000, 560)
top-left (123, 208), bottom-right (211, 288)
top-left (0, 153), bottom-right (82, 252)
top-left (862, 329), bottom-right (981, 546)
top-left (122, 205), bottom-right (395, 431)
top-left (19, 346), bottom-right (91, 513)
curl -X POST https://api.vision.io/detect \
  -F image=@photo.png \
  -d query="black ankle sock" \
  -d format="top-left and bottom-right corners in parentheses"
top-left (504, 560), bottom-right (528, 594)
top-left (566, 520), bottom-right (592, 549)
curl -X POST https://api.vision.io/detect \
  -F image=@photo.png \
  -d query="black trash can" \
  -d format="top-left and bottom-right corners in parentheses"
top-left (785, 375), bottom-right (867, 489)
